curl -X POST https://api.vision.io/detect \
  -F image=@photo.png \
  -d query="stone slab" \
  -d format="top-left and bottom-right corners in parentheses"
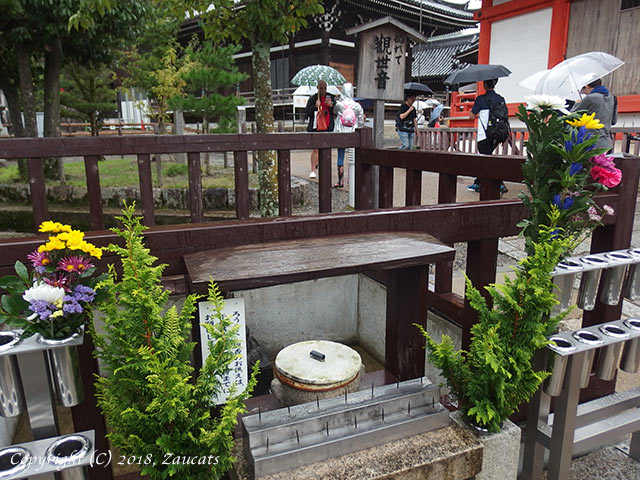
top-left (231, 422), bottom-right (482, 480)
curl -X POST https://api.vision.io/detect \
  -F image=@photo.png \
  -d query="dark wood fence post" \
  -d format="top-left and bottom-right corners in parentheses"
top-left (277, 150), bottom-right (292, 216)
top-left (435, 173), bottom-right (457, 293)
top-left (27, 158), bottom-right (49, 228)
top-left (187, 151), bottom-right (204, 223)
top-left (137, 154), bottom-right (156, 227)
top-left (234, 151), bottom-right (249, 219)
top-left (318, 148), bottom-right (332, 213)
top-left (84, 156), bottom-right (104, 230)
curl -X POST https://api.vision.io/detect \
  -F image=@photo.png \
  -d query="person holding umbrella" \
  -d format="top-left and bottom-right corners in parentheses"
top-left (396, 91), bottom-right (419, 150)
top-left (467, 78), bottom-right (508, 194)
top-left (305, 79), bottom-right (338, 178)
top-left (570, 78), bottom-right (617, 152)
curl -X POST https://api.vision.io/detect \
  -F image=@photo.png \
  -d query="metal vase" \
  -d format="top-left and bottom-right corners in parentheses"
top-left (577, 255), bottom-right (609, 310)
top-left (0, 446), bottom-right (31, 478)
top-left (625, 256), bottom-right (640, 301)
top-left (552, 259), bottom-right (582, 312)
top-left (45, 435), bottom-right (91, 480)
top-left (543, 337), bottom-right (576, 397)
top-left (572, 330), bottom-right (603, 388)
top-left (596, 324), bottom-right (629, 381)
top-left (39, 334), bottom-right (84, 407)
top-left (600, 252), bottom-right (633, 306)
top-left (0, 331), bottom-right (26, 418)
top-left (620, 319), bottom-right (640, 373)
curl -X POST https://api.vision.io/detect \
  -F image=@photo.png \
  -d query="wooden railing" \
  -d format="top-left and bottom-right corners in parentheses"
top-left (0, 130), bottom-right (370, 232)
top-left (417, 127), bottom-right (640, 156)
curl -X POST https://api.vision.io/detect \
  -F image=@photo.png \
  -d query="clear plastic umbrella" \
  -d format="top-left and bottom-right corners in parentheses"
top-left (519, 52), bottom-right (624, 100)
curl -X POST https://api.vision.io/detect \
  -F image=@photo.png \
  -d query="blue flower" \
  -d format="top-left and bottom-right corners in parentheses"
top-left (569, 162), bottom-right (583, 176)
top-left (553, 194), bottom-right (574, 210)
top-left (565, 126), bottom-right (593, 152)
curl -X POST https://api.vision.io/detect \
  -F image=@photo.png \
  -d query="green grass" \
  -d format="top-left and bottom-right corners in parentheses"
top-left (0, 157), bottom-right (259, 189)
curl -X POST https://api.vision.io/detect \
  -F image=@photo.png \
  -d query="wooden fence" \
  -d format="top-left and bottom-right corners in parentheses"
top-left (417, 126), bottom-right (640, 156)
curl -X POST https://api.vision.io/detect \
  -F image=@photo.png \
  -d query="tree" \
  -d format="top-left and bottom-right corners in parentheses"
top-left (60, 64), bottom-right (118, 136)
top-left (174, 40), bottom-right (246, 134)
top-left (172, 40), bottom-right (247, 174)
top-left (0, 0), bottom-right (150, 179)
top-left (181, 0), bottom-right (324, 217)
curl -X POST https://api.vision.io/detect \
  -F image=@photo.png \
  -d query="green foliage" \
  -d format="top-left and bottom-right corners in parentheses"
top-left (164, 163), bottom-right (189, 177)
top-left (171, 40), bottom-right (246, 132)
top-left (61, 63), bottom-right (117, 135)
top-left (94, 203), bottom-right (257, 479)
top-left (419, 212), bottom-right (576, 433)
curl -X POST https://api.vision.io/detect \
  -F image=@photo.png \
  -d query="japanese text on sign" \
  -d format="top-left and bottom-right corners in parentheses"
top-left (199, 298), bottom-right (248, 405)
top-left (373, 33), bottom-right (405, 90)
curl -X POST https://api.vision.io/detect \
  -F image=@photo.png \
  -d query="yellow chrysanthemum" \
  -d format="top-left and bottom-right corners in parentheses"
top-left (566, 112), bottom-right (604, 129)
top-left (57, 230), bottom-right (84, 244)
top-left (38, 236), bottom-right (66, 252)
top-left (38, 221), bottom-right (72, 234)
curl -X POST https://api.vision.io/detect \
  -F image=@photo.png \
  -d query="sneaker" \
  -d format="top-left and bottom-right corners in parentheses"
top-left (466, 183), bottom-right (480, 192)
top-left (309, 171), bottom-right (317, 179)
top-left (500, 184), bottom-right (508, 195)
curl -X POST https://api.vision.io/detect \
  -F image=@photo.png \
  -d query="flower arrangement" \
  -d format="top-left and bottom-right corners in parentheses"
top-left (0, 221), bottom-right (104, 340)
top-left (419, 94), bottom-right (623, 433)
top-left (516, 95), bottom-right (622, 252)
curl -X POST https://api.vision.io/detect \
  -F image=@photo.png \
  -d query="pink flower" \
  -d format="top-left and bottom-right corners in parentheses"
top-left (57, 256), bottom-right (94, 273)
top-left (27, 250), bottom-right (51, 269)
top-left (591, 165), bottom-right (622, 188)
top-left (588, 206), bottom-right (602, 222)
top-left (603, 204), bottom-right (615, 216)
top-left (591, 153), bottom-right (617, 169)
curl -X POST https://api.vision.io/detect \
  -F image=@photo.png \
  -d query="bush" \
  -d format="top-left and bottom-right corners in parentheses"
top-left (165, 163), bottom-right (188, 177)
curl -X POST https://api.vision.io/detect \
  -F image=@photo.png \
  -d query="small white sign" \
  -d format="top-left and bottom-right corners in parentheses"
top-left (199, 298), bottom-right (248, 405)
top-left (293, 95), bottom-right (310, 109)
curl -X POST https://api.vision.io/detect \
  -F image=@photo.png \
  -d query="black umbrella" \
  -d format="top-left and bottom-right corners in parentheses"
top-left (444, 64), bottom-right (511, 86)
top-left (404, 82), bottom-right (433, 95)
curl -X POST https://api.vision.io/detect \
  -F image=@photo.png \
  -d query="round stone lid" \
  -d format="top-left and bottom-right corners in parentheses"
top-left (274, 340), bottom-right (362, 390)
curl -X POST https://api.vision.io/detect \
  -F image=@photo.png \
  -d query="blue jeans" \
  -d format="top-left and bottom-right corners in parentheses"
top-left (398, 131), bottom-right (414, 150)
top-left (337, 148), bottom-right (345, 167)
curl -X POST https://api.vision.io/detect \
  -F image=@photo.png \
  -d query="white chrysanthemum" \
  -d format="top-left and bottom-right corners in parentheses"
top-left (23, 282), bottom-right (65, 304)
top-left (525, 94), bottom-right (568, 113)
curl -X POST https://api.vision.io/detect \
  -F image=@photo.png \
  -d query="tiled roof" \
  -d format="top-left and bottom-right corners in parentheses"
top-left (412, 32), bottom-right (478, 78)
top-left (404, 0), bottom-right (474, 19)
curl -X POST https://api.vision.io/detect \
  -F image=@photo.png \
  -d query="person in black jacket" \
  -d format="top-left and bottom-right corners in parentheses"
top-left (305, 80), bottom-right (337, 178)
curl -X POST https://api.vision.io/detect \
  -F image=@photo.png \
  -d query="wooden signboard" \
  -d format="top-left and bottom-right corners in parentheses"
top-left (348, 17), bottom-right (428, 102)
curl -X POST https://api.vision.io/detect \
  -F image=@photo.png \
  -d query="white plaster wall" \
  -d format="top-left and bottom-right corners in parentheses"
top-left (235, 275), bottom-right (359, 358)
top-left (355, 275), bottom-right (387, 365)
top-left (489, 8), bottom-right (552, 104)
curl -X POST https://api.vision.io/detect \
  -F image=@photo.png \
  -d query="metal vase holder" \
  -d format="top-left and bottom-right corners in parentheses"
top-left (0, 329), bottom-right (94, 480)
top-left (552, 248), bottom-right (640, 313)
top-left (522, 318), bottom-right (640, 480)
top-left (241, 377), bottom-right (449, 478)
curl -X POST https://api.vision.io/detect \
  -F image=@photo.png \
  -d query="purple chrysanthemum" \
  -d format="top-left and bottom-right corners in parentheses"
top-left (58, 256), bottom-right (94, 273)
top-left (27, 250), bottom-right (51, 271)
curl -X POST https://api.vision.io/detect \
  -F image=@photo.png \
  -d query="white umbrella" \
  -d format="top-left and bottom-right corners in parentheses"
top-left (292, 85), bottom-right (341, 97)
top-left (519, 52), bottom-right (624, 100)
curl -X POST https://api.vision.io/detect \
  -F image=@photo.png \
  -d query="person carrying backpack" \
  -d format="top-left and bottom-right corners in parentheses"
top-left (334, 83), bottom-right (364, 188)
top-left (467, 78), bottom-right (510, 194)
